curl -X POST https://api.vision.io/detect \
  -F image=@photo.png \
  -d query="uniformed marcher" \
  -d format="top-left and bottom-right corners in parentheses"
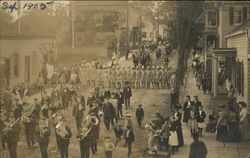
top-left (12, 98), bottom-right (23, 120)
top-left (55, 120), bottom-right (72, 158)
top-left (77, 126), bottom-right (91, 158)
top-left (72, 102), bottom-right (84, 131)
top-left (4, 116), bottom-right (21, 158)
top-left (22, 109), bottom-right (36, 149)
top-left (86, 113), bottom-right (99, 155)
top-left (37, 116), bottom-right (50, 158)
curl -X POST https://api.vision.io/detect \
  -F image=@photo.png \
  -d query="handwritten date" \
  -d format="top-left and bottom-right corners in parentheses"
top-left (2, 1), bottom-right (53, 13)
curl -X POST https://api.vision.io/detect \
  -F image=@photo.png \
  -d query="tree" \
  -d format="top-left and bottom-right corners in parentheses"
top-left (155, 1), bottom-right (203, 93)
top-left (0, 10), bottom-right (13, 33)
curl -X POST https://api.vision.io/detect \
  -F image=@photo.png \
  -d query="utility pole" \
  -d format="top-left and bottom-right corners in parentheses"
top-left (71, 3), bottom-right (75, 48)
top-left (18, 0), bottom-right (21, 34)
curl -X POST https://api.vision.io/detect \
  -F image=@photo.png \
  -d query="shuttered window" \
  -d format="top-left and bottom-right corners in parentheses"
top-left (13, 53), bottom-right (19, 77)
top-left (235, 60), bottom-right (244, 96)
top-left (234, 8), bottom-right (243, 24)
top-left (230, 7), bottom-right (247, 25)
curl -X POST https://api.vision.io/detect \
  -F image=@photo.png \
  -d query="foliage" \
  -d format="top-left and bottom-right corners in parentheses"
top-left (0, 10), bottom-right (13, 33)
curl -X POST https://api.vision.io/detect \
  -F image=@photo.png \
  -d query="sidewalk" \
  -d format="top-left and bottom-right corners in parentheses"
top-left (174, 58), bottom-right (250, 158)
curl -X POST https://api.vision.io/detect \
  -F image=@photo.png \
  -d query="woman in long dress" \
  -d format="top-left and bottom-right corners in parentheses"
top-left (169, 116), bottom-right (179, 154)
top-left (239, 102), bottom-right (250, 141)
top-left (183, 95), bottom-right (192, 124)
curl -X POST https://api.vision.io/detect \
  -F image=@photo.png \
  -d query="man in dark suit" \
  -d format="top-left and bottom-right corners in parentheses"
top-left (135, 104), bottom-right (144, 127)
top-left (103, 99), bottom-right (116, 130)
top-left (123, 84), bottom-right (132, 109)
top-left (170, 88), bottom-right (178, 111)
top-left (124, 126), bottom-right (135, 157)
top-left (189, 133), bottom-right (207, 158)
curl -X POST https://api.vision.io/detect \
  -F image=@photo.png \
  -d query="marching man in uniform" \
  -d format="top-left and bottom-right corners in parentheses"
top-left (55, 120), bottom-right (72, 158)
top-left (37, 116), bottom-right (51, 158)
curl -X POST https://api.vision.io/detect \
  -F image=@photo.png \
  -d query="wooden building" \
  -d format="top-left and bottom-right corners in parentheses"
top-left (0, 34), bottom-right (56, 88)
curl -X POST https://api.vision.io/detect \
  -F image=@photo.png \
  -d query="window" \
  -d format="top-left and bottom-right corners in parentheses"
top-left (32, 52), bottom-right (37, 74)
top-left (235, 60), bottom-right (244, 96)
top-left (234, 8), bottom-right (243, 24)
top-left (207, 11), bottom-right (217, 26)
top-left (230, 7), bottom-right (247, 25)
top-left (13, 53), bottom-right (19, 77)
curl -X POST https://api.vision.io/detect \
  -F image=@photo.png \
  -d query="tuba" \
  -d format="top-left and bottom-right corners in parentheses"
top-left (87, 115), bottom-right (99, 126)
top-left (55, 122), bottom-right (69, 139)
top-left (39, 119), bottom-right (49, 137)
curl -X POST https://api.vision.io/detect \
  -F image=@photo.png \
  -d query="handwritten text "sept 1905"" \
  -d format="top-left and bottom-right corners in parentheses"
top-left (1, 1), bottom-right (54, 13)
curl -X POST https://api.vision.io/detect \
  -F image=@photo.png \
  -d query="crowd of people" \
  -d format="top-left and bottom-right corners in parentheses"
top-left (0, 76), bottom-right (144, 158)
top-left (192, 56), bottom-right (212, 94)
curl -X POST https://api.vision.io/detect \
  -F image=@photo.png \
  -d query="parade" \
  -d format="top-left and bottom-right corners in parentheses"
top-left (1, 1), bottom-right (250, 158)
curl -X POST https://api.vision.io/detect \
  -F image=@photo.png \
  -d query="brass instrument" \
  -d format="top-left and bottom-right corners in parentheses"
top-left (3, 117), bottom-right (20, 135)
top-left (39, 119), bottom-right (49, 137)
top-left (79, 115), bottom-right (99, 140)
top-left (55, 122), bottom-right (69, 139)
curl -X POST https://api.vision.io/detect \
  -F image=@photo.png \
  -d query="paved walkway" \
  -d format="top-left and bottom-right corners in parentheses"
top-left (173, 58), bottom-right (250, 158)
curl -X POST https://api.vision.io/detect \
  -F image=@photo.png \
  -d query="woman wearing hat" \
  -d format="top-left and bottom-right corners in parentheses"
top-left (216, 104), bottom-right (228, 142)
top-left (239, 102), bottom-right (250, 141)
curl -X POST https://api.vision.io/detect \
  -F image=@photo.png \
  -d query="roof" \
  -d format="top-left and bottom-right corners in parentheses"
top-left (0, 33), bottom-right (55, 40)
top-left (195, 12), bottom-right (204, 24)
top-left (225, 21), bottom-right (250, 38)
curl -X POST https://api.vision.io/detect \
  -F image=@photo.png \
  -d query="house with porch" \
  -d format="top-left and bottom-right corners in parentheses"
top-left (195, 2), bottom-right (250, 115)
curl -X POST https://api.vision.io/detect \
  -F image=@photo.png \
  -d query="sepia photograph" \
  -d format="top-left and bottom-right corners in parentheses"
top-left (0, 0), bottom-right (250, 158)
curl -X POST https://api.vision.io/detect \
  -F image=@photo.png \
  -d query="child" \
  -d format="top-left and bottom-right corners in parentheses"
top-left (188, 107), bottom-right (198, 137)
top-left (104, 136), bottom-right (115, 158)
top-left (113, 124), bottom-right (123, 147)
top-left (135, 104), bottom-right (144, 127)
top-left (197, 106), bottom-right (206, 136)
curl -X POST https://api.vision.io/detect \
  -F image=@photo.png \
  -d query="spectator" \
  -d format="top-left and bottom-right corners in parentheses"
top-left (189, 132), bottom-right (207, 158)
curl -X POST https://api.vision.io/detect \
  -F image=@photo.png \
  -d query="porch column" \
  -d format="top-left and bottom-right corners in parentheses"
top-left (212, 57), bottom-right (219, 97)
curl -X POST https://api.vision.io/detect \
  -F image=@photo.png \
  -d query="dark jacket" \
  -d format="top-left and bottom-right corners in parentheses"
top-left (103, 102), bottom-right (116, 119)
top-left (123, 87), bottom-right (132, 98)
top-left (115, 92), bottom-right (124, 105)
top-left (72, 103), bottom-right (84, 120)
top-left (197, 111), bottom-right (206, 123)
top-left (125, 129), bottom-right (135, 143)
top-left (183, 101), bottom-right (192, 123)
top-left (189, 140), bottom-right (207, 158)
top-left (193, 100), bottom-right (202, 112)
top-left (136, 108), bottom-right (144, 119)
top-left (57, 125), bottom-right (72, 144)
